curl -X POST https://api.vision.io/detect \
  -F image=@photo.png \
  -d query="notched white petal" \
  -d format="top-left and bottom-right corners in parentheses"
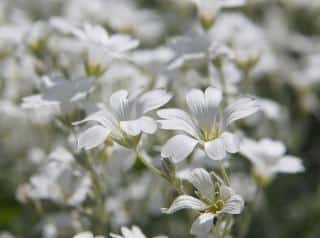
top-left (137, 89), bottom-right (172, 115)
top-left (224, 97), bottom-right (259, 127)
top-left (221, 132), bottom-right (240, 153)
top-left (161, 135), bottom-right (198, 163)
top-left (222, 194), bottom-right (244, 215)
top-left (161, 195), bottom-right (206, 214)
top-left (186, 168), bottom-right (215, 200)
top-left (77, 125), bottom-right (110, 150)
top-left (205, 138), bottom-right (227, 160)
top-left (190, 213), bottom-right (215, 237)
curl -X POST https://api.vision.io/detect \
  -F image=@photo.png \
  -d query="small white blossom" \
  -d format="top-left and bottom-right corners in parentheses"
top-left (162, 168), bottom-right (244, 237)
top-left (158, 87), bottom-right (259, 162)
top-left (74, 89), bottom-right (171, 150)
top-left (73, 231), bottom-right (104, 238)
top-left (21, 76), bottom-right (92, 115)
top-left (192, 0), bottom-right (247, 29)
top-left (167, 31), bottom-right (233, 70)
top-left (110, 225), bottom-right (167, 238)
top-left (240, 137), bottom-right (305, 185)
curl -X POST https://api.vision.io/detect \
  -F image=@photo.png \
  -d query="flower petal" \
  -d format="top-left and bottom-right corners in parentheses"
top-left (157, 108), bottom-right (199, 137)
top-left (157, 108), bottom-right (195, 126)
top-left (161, 135), bottom-right (198, 163)
top-left (77, 125), bottom-right (110, 150)
top-left (161, 195), bottom-right (206, 214)
top-left (74, 231), bottom-right (94, 238)
top-left (274, 156), bottom-right (304, 173)
top-left (186, 88), bottom-right (214, 132)
top-left (120, 116), bottom-right (157, 136)
top-left (186, 168), bottom-right (215, 200)
top-left (222, 194), bottom-right (244, 215)
top-left (110, 90), bottom-right (131, 120)
top-left (137, 89), bottom-right (172, 115)
top-left (205, 138), bottom-right (227, 160)
top-left (223, 97), bottom-right (259, 127)
top-left (205, 87), bottom-right (222, 110)
top-left (221, 132), bottom-right (239, 153)
top-left (190, 213), bottom-right (215, 237)
top-left (73, 109), bottom-right (117, 128)
top-left (158, 119), bottom-right (199, 138)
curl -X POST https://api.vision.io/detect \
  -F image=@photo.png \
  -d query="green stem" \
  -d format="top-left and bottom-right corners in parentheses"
top-left (83, 152), bottom-right (107, 233)
top-left (217, 161), bottom-right (230, 186)
top-left (238, 187), bottom-right (262, 238)
top-left (135, 150), bottom-right (164, 179)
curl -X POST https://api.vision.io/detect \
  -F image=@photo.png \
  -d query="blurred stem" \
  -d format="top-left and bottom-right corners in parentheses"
top-left (134, 150), bottom-right (187, 194)
top-left (217, 161), bottom-right (230, 186)
top-left (83, 152), bottom-right (108, 233)
top-left (135, 150), bottom-right (165, 179)
top-left (238, 186), bottom-right (263, 238)
top-left (222, 215), bottom-right (233, 238)
top-left (242, 69), bottom-right (254, 94)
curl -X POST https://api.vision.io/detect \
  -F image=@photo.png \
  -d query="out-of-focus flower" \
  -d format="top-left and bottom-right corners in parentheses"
top-left (158, 87), bottom-right (259, 162)
top-left (74, 89), bottom-right (171, 150)
top-left (51, 20), bottom-right (139, 77)
top-left (74, 231), bottom-right (104, 238)
top-left (240, 137), bottom-right (305, 186)
top-left (162, 168), bottom-right (244, 237)
top-left (167, 31), bottom-right (233, 70)
top-left (110, 225), bottom-right (167, 238)
top-left (21, 75), bottom-right (93, 115)
top-left (192, 0), bottom-right (247, 29)
top-left (24, 147), bottom-right (91, 206)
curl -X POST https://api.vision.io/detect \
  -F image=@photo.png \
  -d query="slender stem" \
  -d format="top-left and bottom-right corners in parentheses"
top-left (238, 187), bottom-right (262, 238)
top-left (221, 216), bottom-right (233, 238)
top-left (217, 161), bottom-right (230, 186)
top-left (83, 152), bottom-right (107, 233)
top-left (135, 150), bottom-right (164, 179)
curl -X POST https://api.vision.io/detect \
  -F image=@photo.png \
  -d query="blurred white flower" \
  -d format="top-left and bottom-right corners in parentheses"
top-left (51, 19), bottom-right (139, 76)
top-left (74, 89), bottom-right (171, 150)
top-left (25, 147), bottom-right (91, 206)
top-left (110, 225), bottom-right (167, 238)
top-left (110, 226), bottom-right (146, 238)
top-left (74, 231), bottom-right (104, 238)
top-left (162, 168), bottom-right (244, 237)
top-left (21, 75), bottom-right (93, 115)
top-left (192, 0), bottom-right (247, 29)
top-left (158, 87), bottom-right (259, 162)
top-left (240, 137), bottom-right (305, 185)
top-left (167, 31), bottom-right (233, 70)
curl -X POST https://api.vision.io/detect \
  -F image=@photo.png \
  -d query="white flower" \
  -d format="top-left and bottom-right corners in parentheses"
top-left (73, 23), bottom-right (139, 57)
top-left (158, 87), bottom-right (259, 162)
top-left (192, 0), bottom-right (247, 29)
top-left (51, 20), bottom-right (139, 76)
top-left (73, 231), bottom-right (104, 238)
top-left (21, 76), bottom-right (92, 115)
top-left (74, 89), bottom-right (171, 150)
top-left (26, 147), bottom-right (91, 206)
top-left (162, 168), bottom-right (244, 237)
top-left (167, 31), bottom-right (233, 70)
top-left (110, 226), bottom-right (146, 238)
top-left (110, 225), bottom-right (167, 238)
top-left (240, 137), bottom-right (305, 185)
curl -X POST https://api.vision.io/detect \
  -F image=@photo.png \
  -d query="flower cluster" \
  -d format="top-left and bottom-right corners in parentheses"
top-left (1, 0), bottom-right (316, 238)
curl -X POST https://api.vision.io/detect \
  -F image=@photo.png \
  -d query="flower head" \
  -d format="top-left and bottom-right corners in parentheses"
top-left (162, 168), bottom-right (244, 237)
top-left (21, 76), bottom-right (92, 115)
top-left (110, 225), bottom-right (167, 238)
top-left (158, 87), bottom-right (259, 162)
top-left (75, 89), bottom-right (171, 150)
top-left (192, 0), bottom-right (247, 30)
top-left (240, 137), bottom-right (305, 186)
